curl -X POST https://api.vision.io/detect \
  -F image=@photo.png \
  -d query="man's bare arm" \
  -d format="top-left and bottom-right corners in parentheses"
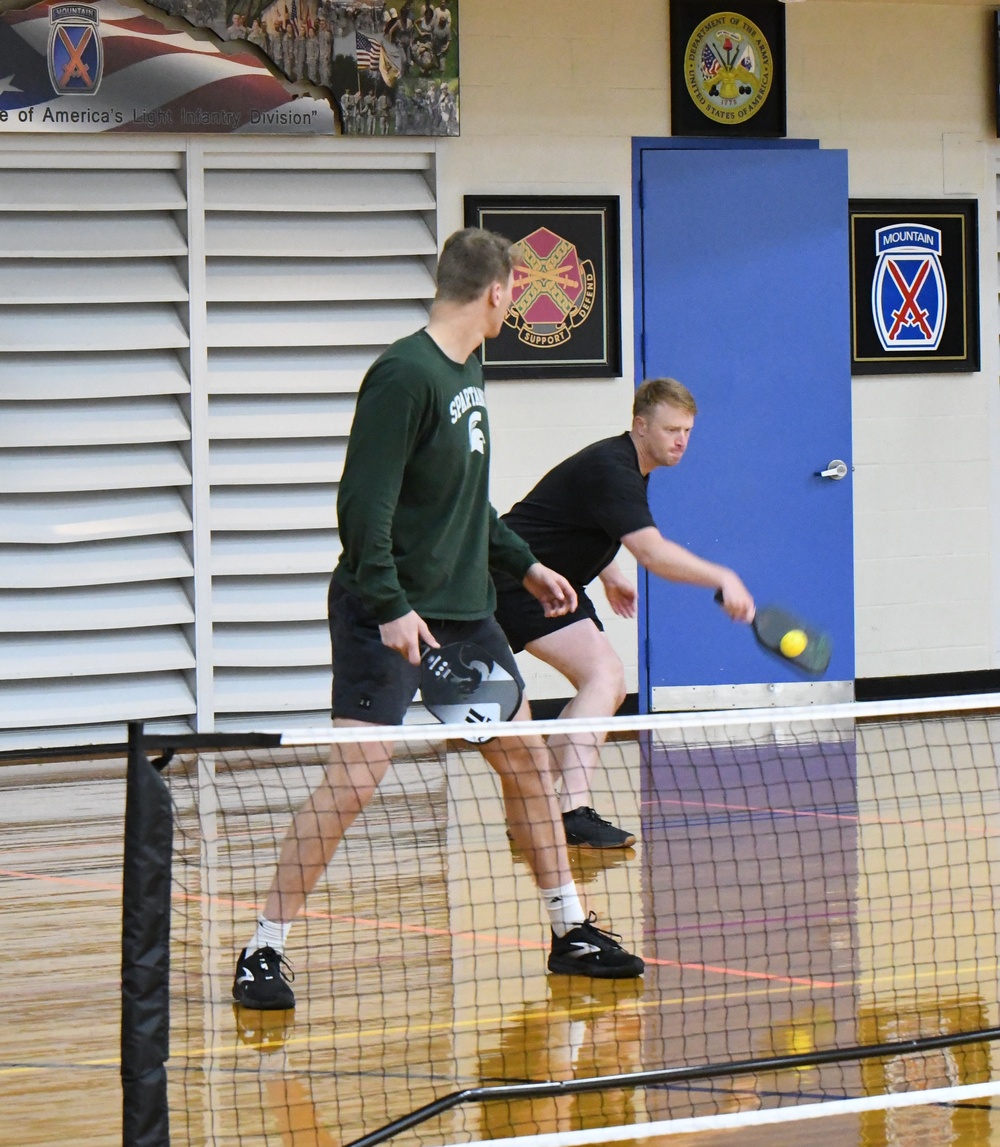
top-left (621, 526), bottom-right (754, 621)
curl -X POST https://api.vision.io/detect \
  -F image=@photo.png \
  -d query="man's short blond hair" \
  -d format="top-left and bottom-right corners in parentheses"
top-left (436, 228), bottom-right (520, 303)
top-left (633, 377), bottom-right (698, 419)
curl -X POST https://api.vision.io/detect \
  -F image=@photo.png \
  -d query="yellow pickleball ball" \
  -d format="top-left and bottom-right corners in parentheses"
top-left (780, 629), bottom-right (809, 658)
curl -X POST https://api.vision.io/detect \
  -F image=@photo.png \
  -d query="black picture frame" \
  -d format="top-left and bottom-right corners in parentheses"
top-left (995, 10), bottom-right (1000, 137)
top-left (669, 0), bottom-right (786, 138)
top-left (463, 195), bottom-right (622, 379)
top-left (849, 199), bottom-right (980, 374)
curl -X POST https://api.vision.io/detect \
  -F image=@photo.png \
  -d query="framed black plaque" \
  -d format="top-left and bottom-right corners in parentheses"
top-left (464, 195), bottom-right (622, 380)
top-left (995, 10), bottom-right (1000, 137)
top-left (849, 199), bottom-right (980, 374)
top-left (669, 1), bottom-right (786, 137)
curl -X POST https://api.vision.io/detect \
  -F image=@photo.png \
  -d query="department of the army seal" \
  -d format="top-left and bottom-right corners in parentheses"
top-left (684, 12), bottom-right (772, 124)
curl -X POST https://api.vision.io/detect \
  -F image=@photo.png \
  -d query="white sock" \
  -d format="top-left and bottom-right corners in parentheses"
top-left (246, 915), bottom-right (291, 956)
top-left (541, 882), bottom-right (585, 938)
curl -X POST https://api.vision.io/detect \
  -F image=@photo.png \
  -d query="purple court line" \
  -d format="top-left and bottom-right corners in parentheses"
top-left (645, 796), bottom-right (862, 824)
top-left (1, 866), bottom-right (837, 989)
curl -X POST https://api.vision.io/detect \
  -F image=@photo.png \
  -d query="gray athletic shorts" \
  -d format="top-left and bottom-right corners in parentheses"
top-left (328, 578), bottom-right (525, 726)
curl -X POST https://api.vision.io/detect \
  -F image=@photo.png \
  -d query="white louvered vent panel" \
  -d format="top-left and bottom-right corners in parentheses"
top-left (209, 440), bottom-right (346, 486)
top-left (203, 169), bottom-right (435, 213)
top-left (0, 537), bottom-right (193, 590)
top-left (208, 257), bottom-right (435, 303)
top-left (0, 159), bottom-right (195, 747)
top-left (0, 143), bottom-right (436, 744)
top-left (0, 446), bottom-right (191, 494)
top-left (208, 347), bottom-right (394, 394)
top-left (211, 486), bottom-right (337, 531)
top-left (0, 490), bottom-right (191, 544)
top-left (0, 717), bottom-right (193, 753)
top-left (212, 531), bottom-right (340, 576)
top-left (0, 583), bottom-right (194, 632)
top-left (0, 351), bottom-right (190, 400)
top-left (0, 259), bottom-right (188, 306)
top-left (208, 396), bottom-right (356, 440)
top-left (202, 154), bottom-right (434, 724)
top-left (0, 674), bottom-right (195, 731)
top-left (207, 300), bottom-right (430, 349)
top-left (212, 575), bottom-right (330, 623)
top-left (1, 629), bottom-right (196, 680)
top-left (0, 169), bottom-right (186, 212)
top-left (205, 212), bottom-right (435, 259)
top-left (0, 306), bottom-right (189, 353)
top-left (213, 667), bottom-right (331, 714)
top-left (213, 621), bottom-right (330, 667)
top-left (0, 398), bottom-right (189, 448)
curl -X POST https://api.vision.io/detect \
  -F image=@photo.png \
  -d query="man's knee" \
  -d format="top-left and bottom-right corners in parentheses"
top-left (587, 649), bottom-right (626, 708)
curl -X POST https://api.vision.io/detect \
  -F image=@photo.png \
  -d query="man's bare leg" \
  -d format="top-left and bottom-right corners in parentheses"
top-left (479, 696), bottom-right (644, 978)
top-left (263, 718), bottom-right (393, 923)
top-left (525, 621), bottom-right (626, 811)
top-left (478, 697), bottom-right (572, 891)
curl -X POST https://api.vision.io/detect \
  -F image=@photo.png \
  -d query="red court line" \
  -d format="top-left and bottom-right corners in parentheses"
top-left (643, 795), bottom-right (999, 830)
top-left (0, 867), bottom-right (839, 990)
top-left (646, 793), bottom-right (999, 839)
top-left (640, 955), bottom-right (837, 989)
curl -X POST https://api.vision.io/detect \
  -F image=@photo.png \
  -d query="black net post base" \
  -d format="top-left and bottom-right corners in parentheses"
top-left (121, 721), bottom-right (173, 1147)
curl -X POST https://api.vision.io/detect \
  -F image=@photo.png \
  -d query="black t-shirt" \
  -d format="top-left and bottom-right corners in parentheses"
top-left (495, 433), bottom-right (656, 589)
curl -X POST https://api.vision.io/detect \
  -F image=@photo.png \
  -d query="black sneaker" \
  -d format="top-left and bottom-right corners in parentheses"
top-left (232, 946), bottom-right (295, 1010)
top-left (548, 913), bottom-right (644, 979)
top-left (563, 806), bottom-right (636, 849)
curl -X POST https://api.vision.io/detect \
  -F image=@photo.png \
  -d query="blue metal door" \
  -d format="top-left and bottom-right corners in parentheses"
top-left (635, 140), bottom-right (854, 710)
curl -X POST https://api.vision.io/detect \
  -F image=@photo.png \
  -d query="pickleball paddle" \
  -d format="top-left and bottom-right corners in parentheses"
top-left (419, 641), bottom-right (523, 742)
top-left (715, 591), bottom-right (832, 676)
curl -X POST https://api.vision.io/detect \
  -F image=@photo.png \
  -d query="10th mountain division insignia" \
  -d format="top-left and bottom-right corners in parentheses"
top-left (684, 11), bottom-right (772, 124)
top-left (48, 3), bottom-right (103, 95)
top-left (506, 227), bottom-right (596, 348)
top-left (871, 224), bottom-right (947, 352)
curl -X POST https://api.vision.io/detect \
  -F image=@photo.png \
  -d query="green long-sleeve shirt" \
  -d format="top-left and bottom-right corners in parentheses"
top-left (333, 330), bottom-right (537, 623)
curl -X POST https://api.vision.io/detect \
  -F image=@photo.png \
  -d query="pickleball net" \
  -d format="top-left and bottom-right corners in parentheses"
top-left (121, 694), bottom-right (1000, 1147)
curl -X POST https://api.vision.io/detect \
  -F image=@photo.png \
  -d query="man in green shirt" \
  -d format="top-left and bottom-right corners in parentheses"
top-left (233, 229), bottom-right (644, 1010)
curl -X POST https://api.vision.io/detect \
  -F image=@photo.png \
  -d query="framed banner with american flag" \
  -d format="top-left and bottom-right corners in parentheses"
top-left (464, 195), bottom-right (622, 381)
top-left (0, 0), bottom-right (334, 132)
top-left (0, 0), bottom-right (460, 135)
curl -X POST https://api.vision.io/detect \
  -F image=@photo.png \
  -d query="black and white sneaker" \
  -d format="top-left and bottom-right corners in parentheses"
top-left (548, 913), bottom-right (644, 979)
top-left (563, 806), bottom-right (636, 849)
top-left (232, 946), bottom-right (295, 1010)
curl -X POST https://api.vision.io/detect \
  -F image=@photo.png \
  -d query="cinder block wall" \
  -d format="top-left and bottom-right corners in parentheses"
top-left (435, 0), bottom-right (1000, 699)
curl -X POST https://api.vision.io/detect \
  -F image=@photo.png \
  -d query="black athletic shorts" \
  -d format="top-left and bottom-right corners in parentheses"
top-left (493, 583), bottom-right (603, 655)
top-left (328, 578), bottom-right (525, 726)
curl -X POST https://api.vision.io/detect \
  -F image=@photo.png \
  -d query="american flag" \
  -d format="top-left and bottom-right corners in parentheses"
top-left (0, 0), bottom-right (335, 133)
top-left (699, 42), bottom-right (720, 79)
top-left (355, 30), bottom-right (379, 71)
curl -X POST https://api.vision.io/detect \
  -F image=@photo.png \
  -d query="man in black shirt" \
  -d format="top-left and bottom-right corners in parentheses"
top-left (494, 378), bottom-right (755, 848)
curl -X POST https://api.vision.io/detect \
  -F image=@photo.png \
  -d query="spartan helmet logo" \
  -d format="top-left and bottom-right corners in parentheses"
top-left (468, 410), bottom-right (485, 454)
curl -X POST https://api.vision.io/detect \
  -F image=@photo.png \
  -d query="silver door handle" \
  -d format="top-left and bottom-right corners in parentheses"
top-left (818, 459), bottom-right (848, 480)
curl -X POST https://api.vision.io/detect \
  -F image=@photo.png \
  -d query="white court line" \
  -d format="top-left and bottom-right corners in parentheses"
top-left (423, 1079), bottom-right (1000, 1147)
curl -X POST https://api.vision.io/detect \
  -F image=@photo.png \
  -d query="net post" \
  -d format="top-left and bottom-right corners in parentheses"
top-left (121, 721), bottom-right (173, 1147)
